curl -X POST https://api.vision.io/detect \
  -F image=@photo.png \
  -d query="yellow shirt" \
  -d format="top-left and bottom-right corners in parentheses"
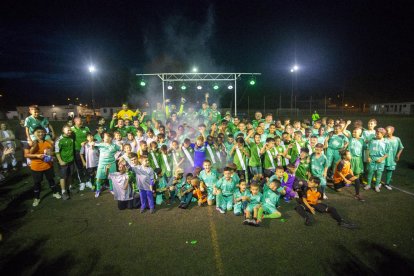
top-left (117, 110), bottom-right (138, 120)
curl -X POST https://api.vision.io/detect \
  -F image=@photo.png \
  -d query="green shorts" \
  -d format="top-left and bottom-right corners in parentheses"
top-left (351, 156), bottom-right (364, 175)
top-left (368, 161), bottom-right (385, 172)
top-left (218, 194), bottom-right (233, 211)
top-left (96, 162), bottom-right (116, 180)
top-left (246, 203), bottom-right (260, 213)
top-left (261, 203), bottom-right (277, 214)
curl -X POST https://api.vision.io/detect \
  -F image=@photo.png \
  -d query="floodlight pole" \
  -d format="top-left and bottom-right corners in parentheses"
top-left (234, 74), bottom-right (237, 116)
top-left (162, 74), bottom-right (165, 110)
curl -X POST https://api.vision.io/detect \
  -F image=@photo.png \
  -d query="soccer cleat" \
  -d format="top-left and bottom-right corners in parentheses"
top-left (85, 182), bottom-right (93, 189)
top-left (149, 209), bottom-right (155, 214)
top-left (52, 193), bottom-right (62, 199)
top-left (323, 193), bottom-right (328, 200)
top-left (305, 218), bottom-right (313, 226)
top-left (79, 183), bottom-right (85, 191)
top-left (217, 208), bottom-right (225, 214)
top-left (364, 185), bottom-right (371, 191)
top-left (354, 195), bottom-right (365, 202)
top-left (62, 192), bottom-right (70, 200)
top-left (95, 190), bottom-right (101, 198)
top-left (384, 184), bottom-right (392, 191)
top-left (375, 186), bottom-right (381, 193)
top-left (247, 219), bottom-right (257, 226)
top-left (32, 198), bottom-right (40, 207)
top-left (338, 220), bottom-right (358, 229)
top-left (140, 209), bottom-right (145, 213)
top-left (242, 219), bottom-right (250, 225)
top-left (110, 190), bottom-right (115, 195)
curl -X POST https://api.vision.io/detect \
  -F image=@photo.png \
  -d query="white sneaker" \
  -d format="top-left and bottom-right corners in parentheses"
top-left (364, 185), bottom-right (371, 190)
top-left (85, 181), bottom-right (93, 189)
top-left (22, 163), bottom-right (27, 167)
top-left (323, 193), bottom-right (328, 200)
top-left (32, 198), bottom-right (40, 207)
top-left (375, 186), bottom-right (381, 193)
top-left (79, 183), bottom-right (85, 191)
top-left (53, 192), bottom-right (62, 199)
top-left (384, 184), bottom-right (392, 191)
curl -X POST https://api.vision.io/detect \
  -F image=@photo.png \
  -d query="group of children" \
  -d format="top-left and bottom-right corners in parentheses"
top-left (23, 102), bottom-right (404, 227)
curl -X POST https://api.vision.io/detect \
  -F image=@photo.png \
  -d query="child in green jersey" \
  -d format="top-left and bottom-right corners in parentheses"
top-left (257, 179), bottom-right (285, 225)
top-left (215, 167), bottom-right (238, 214)
top-left (364, 128), bottom-right (389, 192)
top-left (233, 181), bottom-right (251, 216)
top-left (243, 183), bottom-right (262, 226)
top-left (384, 126), bottom-right (404, 191)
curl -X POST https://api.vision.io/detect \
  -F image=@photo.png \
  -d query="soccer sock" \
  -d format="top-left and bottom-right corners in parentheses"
top-left (257, 207), bottom-right (264, 220)
top-left (264, 212), bottom-right (281, 219)
top-left (96, 180), bottom-right (102, 190)
top-left (367, 170), bottom-right (375, 186)
top-left (354, 178), bottom-right (361, 195)
top-left (375, 171), bottom-right (383, 187)
top-left (385, 170), bottom-right (393, 185)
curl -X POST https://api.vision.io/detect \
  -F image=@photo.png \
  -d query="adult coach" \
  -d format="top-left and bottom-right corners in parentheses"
top-left (117, 103), bottom-right (139, 121)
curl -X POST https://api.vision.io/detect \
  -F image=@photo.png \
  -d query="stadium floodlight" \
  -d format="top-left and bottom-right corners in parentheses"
top-left (197, 84), bottom-right (203, 90)
top-left (88, 65), bottom-right (96, 73)
top-left (167, 83), bottom-right (173, 90)
top-left (249, 77), bottom-right (256, 86)
top-left (181, 84), bottom-right (187, 90)
top-left (140, 79), bottom-right (146, 87)
top-left (213, 84), bottom-right (219, 90)
top-left (192, 67), bottom-right (198, 73)
top-left (290, 65), bottom-right (299, 72)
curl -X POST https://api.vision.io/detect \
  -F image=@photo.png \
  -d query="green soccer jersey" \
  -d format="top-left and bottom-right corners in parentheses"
top-left (95, 143), bottom-right (121, 165)
top-left (248, 142), bottom-right (263, 167)
top-left (24, 115), bottom-right (49, 134)
top-left (362, 129), bottom-right (376, 143)
top-left (71, 126), bottom-right (91, 151)
top-left (368, 139), bottom-right (389, 162)
top-left (275, 145), bottom-right (288, 167)
top-left (234, 189), bottom-right (251, 201)
top-left (385, 137), bottom-right (404, 167)
top-left (216, 177), bottom-right (237, 196)
top-left (249, 193), bottom-right (262, 205)
top-left (149, 150), bottom-right (162, 169)
top-left (199, 170), bottom-right (219, 190)
top-left (348, 138), bottom-right (364, 157)
top-left (288, 140), bottom-right (307, 163)
top-left (210, 110), bottom-right (221, 124)
top-left (160, 153), bottom-right (173, 177)
top-left (310, 153), bottom-right (328, 176)
top-left (232, 146), bottom-right (249, 170)
top-left (152, 109), bottom-right (166, 123)
top-left (55, 135), bottom-right (74, 163)
top-left (263, 147), bottom-right (277, 169)
top-left (262, 188), bottom-right (282, 207)
top-left (296, 158), bottom-right (310, 180)
top-left (328, 134), bottom-right (348, 150)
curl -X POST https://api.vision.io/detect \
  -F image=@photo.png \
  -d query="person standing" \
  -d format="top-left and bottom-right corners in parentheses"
top-left (71, 117), bottom-right (90, 189)
top-left (0, 122), bottom-right (17, 172)
top-left (25, 127), bottom-right (61, 207)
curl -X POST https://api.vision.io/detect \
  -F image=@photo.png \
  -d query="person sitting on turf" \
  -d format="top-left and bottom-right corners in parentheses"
top-left (294, 176), bottom-right (357, 229)
top-left (233, 181), bottom-right (251, 216)
top-left (243, 183), bottom-right (263, 226)
top-left (256, 179), bottom-right (285, 225)
top-left (333, 150), bottom-right (364, 201)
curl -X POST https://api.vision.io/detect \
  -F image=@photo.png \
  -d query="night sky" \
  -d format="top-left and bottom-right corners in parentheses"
top-left (0, 0), bottom-right (413, 109)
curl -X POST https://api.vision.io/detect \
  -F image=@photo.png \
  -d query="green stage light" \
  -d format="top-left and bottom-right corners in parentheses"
top-left (249, 79), bottom-right (256, 85)
top-left (181, 84), bottom-right (187, 90)
top-left (140, 80), bottom-right (146, 87)
top-left (213, 84), bottom-right (219, 90)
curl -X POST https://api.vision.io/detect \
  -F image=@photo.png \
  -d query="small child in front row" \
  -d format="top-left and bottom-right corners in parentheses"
top-left (109, 161), bottom-right (134, 210)
top-left (80, 133), bottom-right (99, 190)
top-left (233, 181), bottom-right (251, 216)
top-left (256, 179), bottom-right (285, 225)
top-left (294, 176), bottom-right (357, 229)
top-left (154, 168), bottom-right (169, 205)
top-left (178, 173), bottom-right (194, 209)
top-left (243, 183), bottom-right (262, 226)
top-left (192, 178), bottom-right (208, 207)
top-left (130, 155), bottom-right (155, 214)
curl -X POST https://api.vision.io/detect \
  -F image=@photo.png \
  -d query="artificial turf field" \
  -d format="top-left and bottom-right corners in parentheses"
top-left (1, 115), bottom-right (414, 275)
